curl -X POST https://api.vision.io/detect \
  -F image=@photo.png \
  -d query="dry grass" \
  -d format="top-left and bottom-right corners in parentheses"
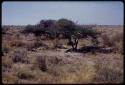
top-left (58, 60), bottom-right (96, 84)
top-left (2, 72), bottom-right (18, 84)
top-left (2, 26), bottom-right (123, 84)
top-left (97, 28), bottom-right (123, 54)
top-left (92, 53), bottom-right (123, 83)
top-left (2, 56), bottom-right (13, 72)
top-left (16, 66), bottom-right (35, 80)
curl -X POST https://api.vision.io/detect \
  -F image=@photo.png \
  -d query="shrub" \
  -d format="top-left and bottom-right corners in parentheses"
top-left (101, 32), bottom-right (123, 54)
top-left (101, 34), bottom-right (114, 47)
top-left (22, 41), bottom-right (36, 51)
top-left (2, 42), bottom-right (11, 54)
top-left (2, 26), bottom-right (9, 34)
top-left (12, 48), bottom-right (29, 63)
top-left (17, 69), bottom-right (34, 79)
top-left (35, 36), bottom-right (48, 48)
top-left (2, 56), bottom-right (13, 72)
top-left (51, 38), bottom-right (61, 49)
top-left (22, 25), bottom-right (35, 33)
top-left (114, 41), bottom-right (123, 54)
top-left (35, 55), bottom-right (48, 71)
top-left (3, 34), bottom-right (25, 48)
top-left (95, 67), bottom-right (123, 83)
top-left (37, 72), bottom-right (55, 84)
top-left (15, 65), bottom-right (35, 80)
top-left (59, 61), bottom-right (96, 84)
top-left (2, 73), bottom-right (18, 84)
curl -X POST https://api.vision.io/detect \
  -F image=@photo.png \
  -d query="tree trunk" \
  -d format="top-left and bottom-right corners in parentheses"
top-left (68, 35), bottom-right (79, 51)
top-left (75, 39), bottom-right (79, 50)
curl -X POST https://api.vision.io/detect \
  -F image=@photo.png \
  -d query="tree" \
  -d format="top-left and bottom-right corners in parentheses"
top-left (68, 31), bottom-right (82, 51)
top-left (23, 19), bottom-right (101, 51)
top-left (66, 24), bottom-right (100, 51)
top-left (57, 19), bottom-right (79, 50)
top-left (57, 18), bottom-right (76, 38)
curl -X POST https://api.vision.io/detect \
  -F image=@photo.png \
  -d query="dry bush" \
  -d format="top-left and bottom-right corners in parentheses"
top-left (11, 40), bottom-right (25, 47)
top-left (95, 67), bottom-right (123, 83)
top-left (22, 36), bottom-right (48, 51)
top-left (2, 35), bottom-right (14, 54)
top-left (51, 38), bottom-right (68, 49)
top-left (36, 72), bottom-right (56, 84)
top-left (11, 48), bottom-right (29, 63)
top-left (35, 55), bottom-right (48, 71)
top-left (16, 68), bottom-right (35, 80)
top-left (12, 64), bottom-right (35, 80)
top-left (101, 33), bottom-right (114, 47)
top-left (2, 42), bottom-right (11, 54)
top-left (2, 27), bottom-right (9, 34)
top-left (48, 56), bottom-right (62, 65)
top-left (35, 36), bottom-right (43, 47)
top-left (94, 60), bottom-right (123, 83)
top-left (2, 34), bottom-right (25, 56)
top-left (92, 53), bottom-right (123, 83)
top-left (100, 31), bottom-right (123, 54)
top-left (2, 72), bottom-right (18, 84)
top-left (114, 41), bottom-right (123, 54)
top-left (41, 55), bottom-right (97, 84)
top-left (51, 38), bottom-right (60, 49)
top-left (58, 61), bottom-right (96, 84)
top-left (8, 34), bottom-right (25, 47)
top-left (35, 37), bottom-right (48, 48)
top-left (2, 56), bottom-right (13, 72)
top-left (22, 40), bottom-right (36, 51)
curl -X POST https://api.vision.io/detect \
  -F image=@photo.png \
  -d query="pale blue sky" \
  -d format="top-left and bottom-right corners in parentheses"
top-left (2, 1), bottom-right (123, 25)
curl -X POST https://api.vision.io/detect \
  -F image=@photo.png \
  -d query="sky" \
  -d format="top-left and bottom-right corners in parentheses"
top-left (2, 1), bottom-right (124, 25)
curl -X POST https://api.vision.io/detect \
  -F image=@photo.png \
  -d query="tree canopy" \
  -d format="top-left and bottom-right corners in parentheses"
top-left (23, 18), bottom-right (101, 50)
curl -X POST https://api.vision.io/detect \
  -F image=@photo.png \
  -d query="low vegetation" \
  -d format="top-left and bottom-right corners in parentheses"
top-left (2, 19), bottom-right (123, 84)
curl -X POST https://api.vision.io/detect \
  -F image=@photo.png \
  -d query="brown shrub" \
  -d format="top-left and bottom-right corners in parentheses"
top-left (12, 64), bottom-right (35, 80)
top-left (51, 38), bottom-right (66, 49)
top-left (35, 55), bottom-right (48, 71)
top-left (8, 34), bottom-right (25, 47)
top-left (22, 41), bottom-right (36, 50)
top-left (93, 53), bottom-right (123, 83)
top-left (2, 72), bottom-right (18, 84)
top-left (2, 42), bottom-right (11, 54)
top-left (100, 31), bottom-right (123, 54)
top-left (23, 36), bottom-right (48, 51)
top-left (11, 48), bottom-right (29, 63)
top-left (35, 37), bottom-right (48, 48)
top-left (95, 67), bottom-right (123, 83)
top-left (36, 72), bottom-right (56, 84)
top-left (2, 56), bottom-right (13, 72)
top-left (17, 68), bottom-right (35, 80)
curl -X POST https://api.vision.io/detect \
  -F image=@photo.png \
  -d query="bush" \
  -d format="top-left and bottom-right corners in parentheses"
top-left (51, 38), bottom-right (61, 49)
top-left (17, 68), bottom-right (34, 80)
top-left (35, 36), bottom-right (48, 48)
top-left (12, 48), bottom-right (29, 63)
top-left (2, 43), bottom-right (11, 54)
top-left (101, 32), bottom-right (123, 54)
top-left (2, 73), bottom-right (18, 84)
top-left (35, 55), bottom-right (48, 71)
top-left (22, 25), bottom-right (35, 33)
top-left (95, 67), bottom-right (123, 83)
top-left (14, 65), bottom-right (35, 80)
top-left (2, 26), bottom-right (9, 34)
top-left (2, 56), bottom-right (13, 72)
